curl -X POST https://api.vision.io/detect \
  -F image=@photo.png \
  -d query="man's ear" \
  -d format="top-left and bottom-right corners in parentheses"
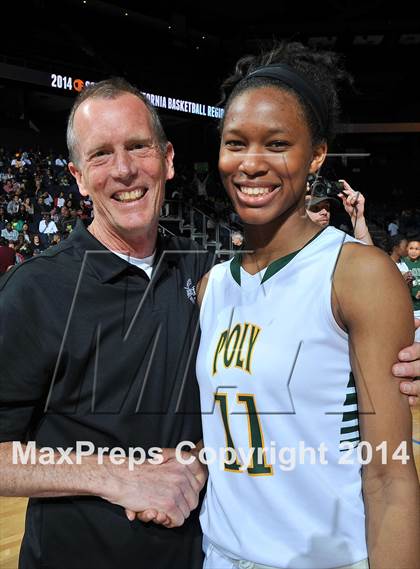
top-left (309, 142), bottom-right (327, 174)
top-left (68, 162), bottom-right (89, 197)
top-left (165, 142), bottom-right (175, 181)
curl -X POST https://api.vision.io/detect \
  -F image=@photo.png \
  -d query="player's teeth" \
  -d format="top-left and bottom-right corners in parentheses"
top-left (240, 187), bottom-right (272, 196)
top-left (115, 189), bottom-right (145, 202)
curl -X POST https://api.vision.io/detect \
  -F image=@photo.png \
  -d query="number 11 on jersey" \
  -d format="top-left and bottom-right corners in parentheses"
top-left (214, 392), bottom-right (273, 476)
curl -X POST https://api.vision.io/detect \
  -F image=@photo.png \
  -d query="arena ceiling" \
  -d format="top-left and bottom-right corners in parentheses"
top-left (1, 0), bottom-right (420, 125)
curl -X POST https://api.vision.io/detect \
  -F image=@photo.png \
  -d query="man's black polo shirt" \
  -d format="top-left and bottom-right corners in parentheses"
top-left (0, 221), bottom-right (212, 569)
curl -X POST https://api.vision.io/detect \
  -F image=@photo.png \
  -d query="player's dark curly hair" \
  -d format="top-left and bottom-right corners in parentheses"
top-left (219, 41), bottom-right (353, 146)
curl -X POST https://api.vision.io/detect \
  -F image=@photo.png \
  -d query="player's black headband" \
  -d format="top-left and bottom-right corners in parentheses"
top-left (246, 64), bottom-right (328, 133)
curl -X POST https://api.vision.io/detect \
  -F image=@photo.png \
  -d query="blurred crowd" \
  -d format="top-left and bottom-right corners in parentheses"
top-left (1, 147), bottom-right (419, 275)
top-left (0, 147), bottom-right (92, 269)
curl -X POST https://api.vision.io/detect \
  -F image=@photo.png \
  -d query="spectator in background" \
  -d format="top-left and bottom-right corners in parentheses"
top-left (34, 173), bottom-right (42, 192)
top-left (31, 234), bottom-right (44, 256)
top-left (11, 153), bottom-right (24, 172)
top-left (306, 179), bottom-right (374, 245)
top-left (387, 217), bottom-right (399, 236)
top-left (69, 208), bottom-right (79, 226)
top-left (0, 208), bottom-right (7, 232)
top-left (42, 190), bottom-right (54, 209)
top-left (0, 167), bottom-right (14, 183)
top-left (305, 193), bottom-right (335, 227)
top-left (6, 195), bottom-right (20, 217)
top-left (38, 212), bottom-right (58, 246)
top-left (3, 179), bottom-right (14, 194)
top-left (231, 230), bottom-right (244, 250)
top-left (404, 238), bottom-right (420, 341)
top-left (21, 222), bottom-right (31, 244)
top-left (1, 222), bottom-right (18, 243)
top-left (388, 234), bottom-right (409, 272)
top-left (55, 154), bottom-right (67, 169)
top-left (17, 203), bottom-right (30, 224)
top-left (54, 191), bottom-right (66, 210)
top-left (50, 233), bottom-right (62, 246)
top-left (57, 205), bottom-right (75, 233)
top-left (21, 152), bottom-right (32, 167)
top-left (23, 196), bottom-right (34, 217)
top-left (0, 237), bottom-right (15, 274)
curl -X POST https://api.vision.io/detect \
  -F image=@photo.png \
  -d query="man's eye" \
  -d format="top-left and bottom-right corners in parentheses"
top-left (91, 150), bottom-right (110, 158)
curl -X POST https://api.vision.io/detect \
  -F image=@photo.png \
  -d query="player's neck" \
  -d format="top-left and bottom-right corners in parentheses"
top-left (242, 211), bottom-right (319, 273)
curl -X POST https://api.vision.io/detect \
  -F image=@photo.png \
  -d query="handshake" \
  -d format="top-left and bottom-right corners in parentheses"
top-left (101, 446), bottom-right (207, 528)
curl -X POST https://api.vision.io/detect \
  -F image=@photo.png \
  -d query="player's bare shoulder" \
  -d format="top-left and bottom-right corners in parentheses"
top-left (337, 241), bottom-right (403, 284)
top-left (333, 241), bottom-right (413, 328)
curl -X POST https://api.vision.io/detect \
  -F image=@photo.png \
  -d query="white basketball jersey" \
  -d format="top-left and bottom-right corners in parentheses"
top-left (196, 227), bottom-right (368, 568)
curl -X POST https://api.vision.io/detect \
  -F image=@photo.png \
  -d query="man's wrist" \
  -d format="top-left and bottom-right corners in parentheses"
top-left (353, 218), bottom-right (368, 238)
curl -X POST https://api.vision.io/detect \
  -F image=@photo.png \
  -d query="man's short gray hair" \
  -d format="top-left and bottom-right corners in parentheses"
top-left (66, 77), bottom-right (168, 166)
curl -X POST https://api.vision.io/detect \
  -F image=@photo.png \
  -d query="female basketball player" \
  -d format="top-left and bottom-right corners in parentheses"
top-left (194, 42), bottom-right (419, 569)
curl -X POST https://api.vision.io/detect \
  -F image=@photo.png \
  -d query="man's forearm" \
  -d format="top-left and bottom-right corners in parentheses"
top-left (0, 442), bottom-right (207, 527)
top-left (0, 442), bottom-right (107, 498)
top-left (364, 472), bottom-right (420, 569)
top-left (352, 217), bottom-right (374, 245)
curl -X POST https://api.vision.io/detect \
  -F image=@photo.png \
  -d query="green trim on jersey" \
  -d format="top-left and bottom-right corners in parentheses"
top-left (339, 372), bottom-right (360, 450)
top-left (230, 227), bottom-right (327, 286)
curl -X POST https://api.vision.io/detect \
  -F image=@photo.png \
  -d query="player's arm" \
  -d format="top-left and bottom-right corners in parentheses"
top-left (333, 244), bottom-right (420, 569)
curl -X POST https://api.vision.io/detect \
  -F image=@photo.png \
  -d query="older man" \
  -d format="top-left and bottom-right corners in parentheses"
top-left (0, 78), bottom-right (210, 569)
top-left (0, 79), bottom-right (419, 569)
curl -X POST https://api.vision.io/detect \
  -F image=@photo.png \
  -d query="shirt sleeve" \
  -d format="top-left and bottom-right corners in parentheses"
top-left (0, 265), bottom-right (53, 443)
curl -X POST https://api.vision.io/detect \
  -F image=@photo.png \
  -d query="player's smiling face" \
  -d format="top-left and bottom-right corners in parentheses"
top-left (219, 86), bottom-right (326, 226)
top-left (69, 93), bottom-right (174, 240)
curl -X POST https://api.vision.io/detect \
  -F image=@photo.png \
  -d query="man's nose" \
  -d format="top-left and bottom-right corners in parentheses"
top-left (111, 150), bottom-right (137, 182)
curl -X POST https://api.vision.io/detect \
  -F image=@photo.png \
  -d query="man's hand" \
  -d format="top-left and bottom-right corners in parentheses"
top-left (337, 179), bottom-right (365, 223)
top-left (337, 180), bottom-right (373, 245)
top-left (132, 445), bottom-right (208, 528)
top-left (102, 448), bottom-right (206, 528)
top-left (394, 318), bottom-right (420, 406)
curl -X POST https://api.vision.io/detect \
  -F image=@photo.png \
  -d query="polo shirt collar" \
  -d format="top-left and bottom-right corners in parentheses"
top-left (70, 220), bottom-right (167, 284)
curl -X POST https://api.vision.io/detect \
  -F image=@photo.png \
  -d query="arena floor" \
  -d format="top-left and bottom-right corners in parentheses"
top-left (1, 407), bottom-right (419, 569)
